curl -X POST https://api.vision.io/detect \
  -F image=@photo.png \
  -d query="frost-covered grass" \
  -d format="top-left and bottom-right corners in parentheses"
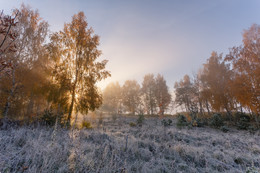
top-left (0, 116), bottom-right (260, 173)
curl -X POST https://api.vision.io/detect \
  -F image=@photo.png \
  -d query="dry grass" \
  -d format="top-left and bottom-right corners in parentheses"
top-left (0, 116), bottom-right (259, 173)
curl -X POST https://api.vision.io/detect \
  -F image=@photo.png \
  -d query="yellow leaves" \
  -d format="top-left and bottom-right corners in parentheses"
top-left (225, 24), bottom-right (260, 115)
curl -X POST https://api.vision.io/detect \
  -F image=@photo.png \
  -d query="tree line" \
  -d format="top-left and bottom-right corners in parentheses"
top-left (0, 5), bottom-right (110, 127)
top-left (0, 4), bottom-right (259, 128)
top-left (174, 24), bottom-right (259, 125)
top-left (102, 24), bottom-right (260, 126)
top-left (101, 74), bottom-right (172, 116)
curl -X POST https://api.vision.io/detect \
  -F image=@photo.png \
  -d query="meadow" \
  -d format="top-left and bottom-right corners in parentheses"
top-left (1, 115), bottom-right (259, 173)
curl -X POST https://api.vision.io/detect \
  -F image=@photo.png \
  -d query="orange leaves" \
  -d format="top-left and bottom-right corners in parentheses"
top-left (48, 11), bottom-right (110, 121)
top-left (226, 24), bottom-right (260, 115)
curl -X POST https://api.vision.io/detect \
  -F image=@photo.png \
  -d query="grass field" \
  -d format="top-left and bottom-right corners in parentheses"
top-left (0, 116), bottom-right (259, 173)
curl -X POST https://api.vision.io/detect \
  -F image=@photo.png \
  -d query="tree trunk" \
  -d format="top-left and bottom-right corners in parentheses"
top-left (205, 100), bottom-right (210, 115)
top-left (67, 58), bottom-right (79, 126)
top-left (67, 85), bottom-right (76, 126)
top-left (254, 114), bottom-right (259, 128)
top-left (26, 93), bottom-right (34, 118)
top-left (198, 98), bottom-right (204, 116)
top-left (149, 89), bottom-right (153, 115)
top-left (72, 113), bottom-right (78, 129)
top-left (225, 106), bottom-right (232, 121)
top-left (2, 68), bottom-right (16, 129)
top-left (3, 67), bottom-right (16, 118)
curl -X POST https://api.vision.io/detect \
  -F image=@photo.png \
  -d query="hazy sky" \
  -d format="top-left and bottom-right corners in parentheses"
top-left (1, 0), bottom-right (260, 89)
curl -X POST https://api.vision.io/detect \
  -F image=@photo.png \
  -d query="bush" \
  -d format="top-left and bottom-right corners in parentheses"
top-left (137, 114), bottom-right (145, 125)
top-left (193, 118), bottom-right (207, 127)
top-left (235, 112), bottom-right (251, 130)
top-left (220, 126), bottom-right (229, 133)
top-left (210, 113), bottom-right (224, 128)
top-left (161, 119), bottom-right (173, 127)
top-left (41, 109), bottom-right (56, 126)
top-left (81, 121), bottom-right (92, 129)
top-left (112, 113), bottom-right (117, 122)
top-left (129, 122), bottom-right (136, 127)
top-left (246, 165), bottom-right (260, 173)
top-left (176, 114), bottom-right (188, 127)
top-left (248, 125), bottom-right (258, 133)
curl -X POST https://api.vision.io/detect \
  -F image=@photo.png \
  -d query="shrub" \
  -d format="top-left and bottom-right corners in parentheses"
top-left (193, 118), bottom-right (207, 127)
top-left (129, 122), bottom-right (136, 127)
top-left (248, 125), bottom-right (258, 133)
top-left (112, 113), bottom-right (117, 122)
top-left (81, 121), bottom-right (92, 129)
top-left (235, 112), bottom-right (251, 130)
top-left (41, 109), bottom-right (56, 126)
top-left (210, 113), bottom-right (224, 128)
top-left (161, 119), bottom-right (173, 127)
top-left (176, 114), bottom-right (188, 127)
top-left (246, 165), bottom-right (260, 173)
top-left (191, 119), bottom-right (198, 127)
top-left (220, 126), bottom-right (229, 133)
top-left (137, 114), bottom-right (145, 125)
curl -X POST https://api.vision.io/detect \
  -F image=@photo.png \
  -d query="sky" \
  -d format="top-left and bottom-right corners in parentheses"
top-left (1, 0), bottom-right (260, 90)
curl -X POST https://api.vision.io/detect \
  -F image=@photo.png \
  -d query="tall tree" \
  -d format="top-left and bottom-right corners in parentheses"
top-left (200, 52), bottom-right (234, 116)
top-left (122, 80), bottom-right (140, 115)
top-left (48, 12), bottom-right (110, 125)
top-left (193, 72), bottom-right (206, 115)
top-left (155, 74), bottom-right (171, 115)
top-left (141, 74), bottom-right (156, 115)
top-left (226, 24), bottom-right (260, 122)
top-left (1, 4), bottom-right (49, 119)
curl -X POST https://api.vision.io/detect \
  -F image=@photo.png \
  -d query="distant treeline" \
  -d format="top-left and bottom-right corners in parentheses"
top-left (101, 24), bottom-right (260, 125)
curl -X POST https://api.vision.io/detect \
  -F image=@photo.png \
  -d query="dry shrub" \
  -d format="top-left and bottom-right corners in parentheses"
top-left (81, 120), bottom-right (92, 129)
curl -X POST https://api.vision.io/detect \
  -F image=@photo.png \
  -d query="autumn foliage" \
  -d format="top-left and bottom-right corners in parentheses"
top-left (0, 5), bottom-right (110, 127)
top-left (0, 4), bottom-right (259, 128)
top-left (175, 24), bottom-right (260, 126)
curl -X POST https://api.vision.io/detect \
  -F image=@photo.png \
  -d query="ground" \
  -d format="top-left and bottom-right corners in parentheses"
top-left (0, 115), bottom-right (259, 173)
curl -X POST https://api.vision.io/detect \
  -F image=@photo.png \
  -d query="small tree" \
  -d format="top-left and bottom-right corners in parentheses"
top-left (122, 80), bottom-right (141, 115)
top-left (101, 82), bottom-right (122, 114)
top-left (174, 75), bottom-right (199, 115)
top-left (155, 74), bottom-right (171, 116)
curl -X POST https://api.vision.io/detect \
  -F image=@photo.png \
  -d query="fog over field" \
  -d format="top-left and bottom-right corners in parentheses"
top-left (1, 116), bottom-right (260, 173)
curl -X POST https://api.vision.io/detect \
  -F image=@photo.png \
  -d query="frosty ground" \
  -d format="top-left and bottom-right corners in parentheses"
top-left (0, 116), bottom-right (259, 173)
